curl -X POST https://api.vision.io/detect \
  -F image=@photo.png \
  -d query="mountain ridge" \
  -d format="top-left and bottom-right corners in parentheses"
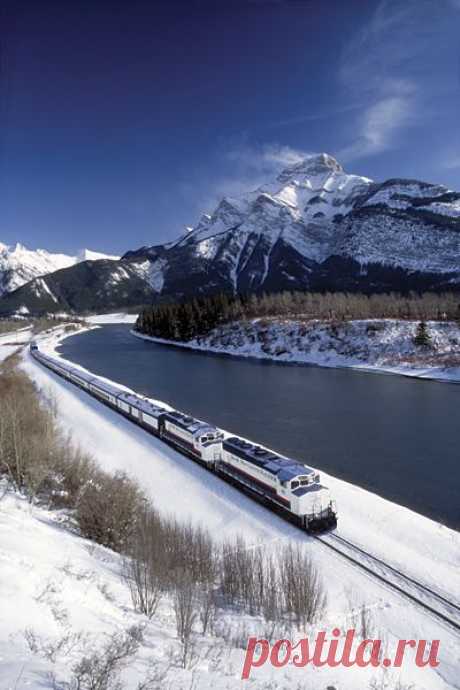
top-left (1, 153), bottom-right (460, 315)
top-left (0, 243), bottom-right (120, 298)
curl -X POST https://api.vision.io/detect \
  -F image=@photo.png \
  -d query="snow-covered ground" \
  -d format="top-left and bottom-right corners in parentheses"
top-left (1, 325), bottom-right (459, 689)
top-left (85, 312), bottom-right (138, 324)
top-left (133, 318), bottom-right (460, 383)
top-left (0, 326), bottom-right (32, 363)
top-left (3, 487), bottom-right (456, 690)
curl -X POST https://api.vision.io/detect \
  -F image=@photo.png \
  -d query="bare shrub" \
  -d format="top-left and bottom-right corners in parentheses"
top-left (218, 538), bottom-right (327, 628)
top-left (219, 535), bottom-right (259, 611)
top-left (66, 626), bottom-right (142, 690)
top-left (198, 583), bottom-right (217, 635)
top-left (76, 470), bottom-right (145, 552)
top-left (0, 362), bottom-right (95, 508)
top-left (122, 508), bottom-right (164, 618)
top-left (172, 571), bottom-right (200, 668)
top-left (24, 628), bottom-right (83, 663)
top-left (50, 442), bottom-right (98, 508)
top-left (278, 544), bottom-right (327, 627)
top-left (161, 518), bottom-right (217, 587)
top-left (260, 553), bottom-right (280, 622)
top-left (135, 660), bottom-right (172, 690)
top-left (0, 365), bottom-right (54, 494)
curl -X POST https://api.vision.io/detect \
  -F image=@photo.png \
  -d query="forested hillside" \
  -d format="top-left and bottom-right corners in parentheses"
top-left (135, 291), bottom-right (460, 342)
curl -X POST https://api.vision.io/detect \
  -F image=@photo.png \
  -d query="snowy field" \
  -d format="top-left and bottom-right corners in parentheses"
top-left (1, 324), bottom-right (459, 689)
top-left (0, 325), bottom-right (32, 363)
top-left (132, 319), bottom-right (460, 383)
top-left (85, 312), bottom-right (138, 324)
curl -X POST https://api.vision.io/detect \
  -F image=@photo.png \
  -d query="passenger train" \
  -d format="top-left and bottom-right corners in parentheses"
top-left (30, 342), bottom-right (337, 532)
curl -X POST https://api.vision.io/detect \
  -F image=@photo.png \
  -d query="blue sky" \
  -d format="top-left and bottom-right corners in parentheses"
top-left (1, 0), bottom-right (460, 255)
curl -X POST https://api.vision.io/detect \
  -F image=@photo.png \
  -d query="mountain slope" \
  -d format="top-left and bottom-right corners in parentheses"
top-left (1, 153), bottom-right (460, 315)
top-left (0, 243), bottom-right (120, 297)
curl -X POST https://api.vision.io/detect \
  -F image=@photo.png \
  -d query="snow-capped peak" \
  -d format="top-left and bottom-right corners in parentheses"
top-left (78, 249), bottom-right (120, 262)
top-left (277, 153), bottom-right (344, 183)
top-left (0, 243), bottom-right (120, 296)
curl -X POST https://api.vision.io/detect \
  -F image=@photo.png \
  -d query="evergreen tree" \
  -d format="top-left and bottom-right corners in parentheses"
top-left (413, 320), bottom-right (432, 348)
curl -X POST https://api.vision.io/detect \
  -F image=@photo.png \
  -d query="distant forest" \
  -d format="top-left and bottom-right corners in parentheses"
top-left (135, 291), bottom-right (460, 342)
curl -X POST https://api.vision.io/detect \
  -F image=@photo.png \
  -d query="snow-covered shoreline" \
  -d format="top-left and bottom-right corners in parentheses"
top-left (131, 318), bottom-right (460, 383)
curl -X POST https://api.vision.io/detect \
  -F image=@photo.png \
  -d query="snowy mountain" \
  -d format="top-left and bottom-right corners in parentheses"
top-left (0, 243), bottom-right (120, 297)
top-left (1, 153), bottom-right (460, 315)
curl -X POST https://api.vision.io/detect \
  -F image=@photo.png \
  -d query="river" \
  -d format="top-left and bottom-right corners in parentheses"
top-left (58, 324), bottom-right (460, 530)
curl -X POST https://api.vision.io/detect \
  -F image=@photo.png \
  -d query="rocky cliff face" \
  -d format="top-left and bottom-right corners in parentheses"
top-left (1, 154), bottom-right (459, 315)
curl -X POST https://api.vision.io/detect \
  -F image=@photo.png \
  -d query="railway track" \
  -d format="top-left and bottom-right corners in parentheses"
top-left (317, 532), bottom-right (460, 634)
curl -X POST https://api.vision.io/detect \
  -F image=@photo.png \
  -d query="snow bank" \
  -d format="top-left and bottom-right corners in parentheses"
top-left (132, 319), bottom-right (460, 383)
top-left (85, 312), bottom-right (138, 324)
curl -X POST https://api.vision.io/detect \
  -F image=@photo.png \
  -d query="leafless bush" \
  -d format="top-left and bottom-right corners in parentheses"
top-left (50, 442), bottom-right (98, 508)
top-left (279, 544), bottom-right (327, 627)
top-left (34, 579), bottom-right (60, 603)
top-left (161, 518), bottom-right (217, 587)
top-left (218, 538), bottom-right (326, 627)
top-left (24, 628), bottom-right (83, 663)
top-left (135, 660), bottom-right (172, 690)
top-left (198, 583), bottom-right (217, 635)
top-left (261, 554), bottom-right (281, 622)
top-left (122, 508), bottom-right (164, 618)
top-left (64, 626), bottom-right (142, 690)
top-left (76, 470), bottom-right (145, 551)
top-left (219, 535), bottom-right (260, 611)
top-left (0, 361), bottom-right (96, 508)
top-left (0, 364), bottom-right (55, 495)
top-left (172, 571), bottom-right (200, 668)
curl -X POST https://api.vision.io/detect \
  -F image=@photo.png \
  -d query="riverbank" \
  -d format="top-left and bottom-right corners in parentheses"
top-left (132, 318), bottom-right (460, 383)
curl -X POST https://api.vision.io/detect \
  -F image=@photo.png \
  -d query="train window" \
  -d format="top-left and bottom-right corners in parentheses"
top-left (291, 480), bottom-right (300, 490)
top-left (300, 479), bottom-right (310, 486)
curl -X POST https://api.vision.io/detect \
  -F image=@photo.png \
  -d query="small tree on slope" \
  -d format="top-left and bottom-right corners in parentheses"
top-left (413, 320), bottom-right (432, 348)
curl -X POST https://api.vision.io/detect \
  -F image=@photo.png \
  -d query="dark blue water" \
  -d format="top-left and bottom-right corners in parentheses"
top-left (58, 324), bottom-right (460, 530)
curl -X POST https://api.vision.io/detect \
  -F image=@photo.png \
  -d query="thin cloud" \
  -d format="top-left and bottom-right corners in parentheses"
top-left (336, 0), bottom-right (435, 162)
top-left (261, 101), bottom-right (364, 131)
top-left (226, 143), bottom-right (310, 171)
top-left (443, 154), bottom-right (460, 170)
top-left (338, 85), bottom-right (417, 163)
